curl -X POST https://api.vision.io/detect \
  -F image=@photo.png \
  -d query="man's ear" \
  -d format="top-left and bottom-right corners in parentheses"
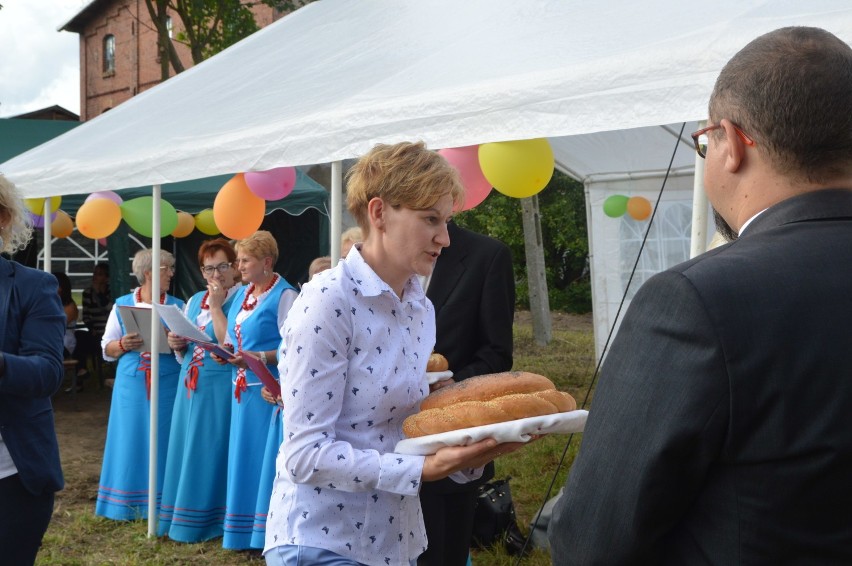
top-left (721, 118), bottom-right (746, 173)
top-left (367, 197), bottom-right (385, 231)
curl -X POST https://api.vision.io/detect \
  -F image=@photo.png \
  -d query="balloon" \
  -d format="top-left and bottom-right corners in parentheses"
top-left (51, 210), bottom-right (74, 238)
top-left (195, 209), bottom-right (220, 235)
top-left (85, 190), bottom-right (123, 206)
top-left (28, 210), bottom-right (57, 228)
top-left (244, 167), bottom-right (297, 201)
top-left (172, 211), bottom-right (195, 238)
top-left (214, 174), bottom-right (265, 239)
top-left (120, 196), bottom-right (178, 237)
top-left (438, 146), bottom-right (492, 211)
top-left (98, 238), bottom-right (108, 247)
top-left (76, 199), bottom-right (122, 239)
top-left (603, 195), bottom-right (629, 218)
top-left (627, 196), bottom-right (653, 221)
top-left (478, 138), bottom-right (554, 199)
top-left (24, 196), bottom-right (61, 215)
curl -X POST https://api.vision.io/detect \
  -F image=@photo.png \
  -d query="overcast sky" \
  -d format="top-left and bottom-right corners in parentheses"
top-left (0, 0), bottom-right (87, 118)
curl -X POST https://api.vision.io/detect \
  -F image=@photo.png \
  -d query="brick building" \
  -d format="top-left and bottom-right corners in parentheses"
top-left (61, 0), bottom-right (282, 120)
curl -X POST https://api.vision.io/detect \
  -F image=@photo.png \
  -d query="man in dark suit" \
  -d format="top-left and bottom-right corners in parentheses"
top-left (419, 221), bottom-right (515, 566)
top-left (548, 27), bottom-right (852, 564)
top-left (0, 190), bottom-right (66, 565)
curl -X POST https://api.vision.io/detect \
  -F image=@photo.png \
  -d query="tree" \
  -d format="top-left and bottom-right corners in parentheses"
top-left (455, 170), bottom-right (591, 313)
top-left (143, 0), bottom-right (314, 81)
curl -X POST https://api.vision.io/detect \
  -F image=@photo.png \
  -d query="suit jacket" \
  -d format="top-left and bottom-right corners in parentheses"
top-left (549, 189), bottom-right (852, 564)
top-left (0, 258), bottom-right (65, 495)
top-left (423, 222), bottom-right (515, 495)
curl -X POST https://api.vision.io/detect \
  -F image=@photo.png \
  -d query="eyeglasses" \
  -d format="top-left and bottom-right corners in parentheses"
top-left (691, 122), bottom-right (755, 159)
top-left (160, 265), bottom-right (176, 274)
top-left (200, 262), bottom-right (232, 276)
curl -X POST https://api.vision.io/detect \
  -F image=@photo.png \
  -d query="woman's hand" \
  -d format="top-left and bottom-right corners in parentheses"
top-left (207, 282), bottom-right (226, 310)
top-left (121, 332), bottom-right (143, 351)
top-left (421, 439), bottom-right (529, 482)
top-left (210, 344), bottom-right (233, 365)
top-left (261, 386), bottom-right (283, 406)
top-left (167, 331), bottom-right (188, 352)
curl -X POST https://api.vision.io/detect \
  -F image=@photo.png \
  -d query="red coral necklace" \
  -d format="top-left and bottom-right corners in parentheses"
top-left (241, 273), bottom-right (278, 312)
top-left (135, 287), bottom-right (166, 305)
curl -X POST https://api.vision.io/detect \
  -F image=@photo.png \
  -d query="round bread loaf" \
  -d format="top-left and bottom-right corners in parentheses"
top-left (427, 352), bottom-right (449, 372)
top-left (402, 372), bottom-right (577, 438)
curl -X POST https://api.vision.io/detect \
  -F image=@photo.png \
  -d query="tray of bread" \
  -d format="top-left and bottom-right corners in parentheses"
top-left (425, 352), bottom-right (453, 384)
top-left (395, 371), bottom-right (587, 456)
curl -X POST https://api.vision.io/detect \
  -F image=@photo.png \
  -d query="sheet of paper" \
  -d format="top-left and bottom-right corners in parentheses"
top-left (240, 351), bottom-right (281, 399)
top-left (153, 303), bottom-right (233, 360)
top-left (118, 305), bottom-right (171, 354)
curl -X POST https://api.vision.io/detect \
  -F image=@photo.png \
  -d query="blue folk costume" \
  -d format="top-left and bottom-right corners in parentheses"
top-left (95, 292), bottom-right (184, 520)
top-left (222, 275), bottom-right (294, 549)
top-left (158, 287), bottom-right (239, 542)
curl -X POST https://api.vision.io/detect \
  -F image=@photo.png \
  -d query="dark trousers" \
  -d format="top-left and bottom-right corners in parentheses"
top-left (0, 474), bottom-right (55, 566)
top-left (418, 489), bottom-right (477, 566)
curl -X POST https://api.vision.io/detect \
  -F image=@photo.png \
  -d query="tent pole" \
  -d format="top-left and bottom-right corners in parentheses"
top-left (147, 185), bottom-right (162, 538)
top-left (43, 198), bottom-right (52, 272)
top-left (690, 121), bottom-right (708, 258)
top-left (330, 161), bottom-right (343, 266)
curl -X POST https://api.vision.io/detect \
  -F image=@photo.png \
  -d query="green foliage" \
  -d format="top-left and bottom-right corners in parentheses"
top-left (456, 170), bottom-right (591, 313)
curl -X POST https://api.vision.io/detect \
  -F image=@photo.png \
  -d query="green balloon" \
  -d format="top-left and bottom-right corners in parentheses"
top-left (120, 196), bottom-right (179, 237)
top-left (603, 195), bottom-right (629, 218)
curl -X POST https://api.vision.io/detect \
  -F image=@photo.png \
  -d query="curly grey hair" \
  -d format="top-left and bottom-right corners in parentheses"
top-left (131, 248), bottom-right (175, 284)
top-left (0, 174), bottom-right (34, 255)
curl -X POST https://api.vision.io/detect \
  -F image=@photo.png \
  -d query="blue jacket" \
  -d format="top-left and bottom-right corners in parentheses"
top-left (0, 258), bottom-right (65, 495)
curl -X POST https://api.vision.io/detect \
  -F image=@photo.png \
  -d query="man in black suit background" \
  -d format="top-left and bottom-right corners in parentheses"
top-left (419, 220), bottom-right (515, 566)
top-left (549, 27), bottom-right (852, 564)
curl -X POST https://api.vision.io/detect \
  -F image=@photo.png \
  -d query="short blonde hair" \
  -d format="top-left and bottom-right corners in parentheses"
top-left (235, 230), bottom-right (278, 264)
top-left (0, 174), bottom-right (34, 255)
top-left (340, 226), bottom-right (363, 247)
top-left (132, 249), bottom-right (175, 283)
top-left (308, 256), bottom-right (332, 279)
top-left (346, 142), bottom-right (464, 235)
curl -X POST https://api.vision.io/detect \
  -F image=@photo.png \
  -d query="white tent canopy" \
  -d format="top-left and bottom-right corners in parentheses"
top-left (5, 0), bottom-right (852, 198)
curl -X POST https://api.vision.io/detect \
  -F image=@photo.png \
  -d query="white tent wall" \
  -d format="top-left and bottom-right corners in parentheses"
top-left (585, 173), bottom-right (714, 360)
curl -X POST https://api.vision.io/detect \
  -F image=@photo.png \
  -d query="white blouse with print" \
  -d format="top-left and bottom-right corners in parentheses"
top-left (264, 250), bottom-right (436, 566)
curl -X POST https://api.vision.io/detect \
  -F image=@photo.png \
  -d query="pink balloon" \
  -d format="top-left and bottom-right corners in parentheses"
top-left (438, 146), bottom-right (492, 211)
top-left (98, 238), bottom-right (108, 247)
top-left (85, 190), bottom-right (123, 205)
top-left (29, 210), bottom-right (58, 228)
top-left (244, 167), bottom-right (297, 200)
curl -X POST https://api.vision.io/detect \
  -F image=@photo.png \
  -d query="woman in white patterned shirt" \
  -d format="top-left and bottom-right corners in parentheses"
top-left (264, 142), bottom-right (525, 566)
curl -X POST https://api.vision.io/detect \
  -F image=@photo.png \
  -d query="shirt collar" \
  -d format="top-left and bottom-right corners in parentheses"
top-left (344, 244), bottom-right (425, 302)
top-left (738, 208), bottom-right (768, 236)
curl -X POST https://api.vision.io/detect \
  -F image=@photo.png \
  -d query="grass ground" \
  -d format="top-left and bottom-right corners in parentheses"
top-left (38, 312), bottom-right (596, 565)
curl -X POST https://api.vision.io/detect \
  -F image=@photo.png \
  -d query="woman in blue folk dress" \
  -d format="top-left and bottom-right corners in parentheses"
top-left (220, 231), bottom-right (297, 550)
top-left (158, 239), bottom-right (241, 542)
top-left (95, 249), bottom-right (184, 521)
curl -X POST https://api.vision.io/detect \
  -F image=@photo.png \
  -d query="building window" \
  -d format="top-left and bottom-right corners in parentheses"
top-left (103, 34), bottom-right (115, 74)
top-left (166, 16), bottom-right (173, 38)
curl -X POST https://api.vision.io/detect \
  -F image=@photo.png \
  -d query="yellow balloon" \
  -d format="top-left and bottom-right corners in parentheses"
top-left (76, 199), bottom-right (121, 239)
top-left (478, 138), bottom-right (555, 198)
top-left (51, 210), bottom-right (74, 238)
top-left (24, 196), bottom-right (62, 215)
top-left (195, 209), bottom-right (220, 236)
top-left (172, 211), bottom-right (195, 238)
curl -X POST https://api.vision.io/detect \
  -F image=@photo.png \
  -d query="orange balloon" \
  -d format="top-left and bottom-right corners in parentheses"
top-left (52, 210), bottom-right (74, 238)
top-left (214, 174), bottom-right (265, 239)
top-left (172, 211), bottom-right (195, 238)
top-left (76, 199), bottom-right (121, 239)
top-left (626, 196), bottom-right (652, 221)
